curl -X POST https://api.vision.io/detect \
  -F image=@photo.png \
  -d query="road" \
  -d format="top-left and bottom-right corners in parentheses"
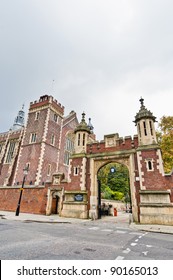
top-left (0, 217), bottom-right (173, 260)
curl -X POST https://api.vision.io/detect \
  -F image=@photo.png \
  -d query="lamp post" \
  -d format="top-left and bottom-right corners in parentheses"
top-left (15, 166), bottom-right (29, 216)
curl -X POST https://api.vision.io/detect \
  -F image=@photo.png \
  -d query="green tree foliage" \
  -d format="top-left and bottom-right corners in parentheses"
top-left (98, 163), bottom-right (130, 201)
top-left (157, 116), bottom-right (173, 173)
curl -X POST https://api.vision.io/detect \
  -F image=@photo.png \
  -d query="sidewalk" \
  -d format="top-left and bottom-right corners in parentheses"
top-left (0, 211), bottom-right (88, 224)
top-left (0, 210), bottom-right (173, 234)
top-left (130, 222), bottom-right (173, 235)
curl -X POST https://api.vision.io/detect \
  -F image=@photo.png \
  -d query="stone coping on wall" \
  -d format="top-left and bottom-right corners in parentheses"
top-left (136, 144), bottom-right (159, 151)
top-left (64, 190), bottom-right (88, 194)
top-left (0, 185), bottom-right (45, 189)
top-left (139, 190), bottom-right (171, 194)
top-left (140, 203), bottom-right (173, 207)
top-left (63, 201), bottom-right (88, 205)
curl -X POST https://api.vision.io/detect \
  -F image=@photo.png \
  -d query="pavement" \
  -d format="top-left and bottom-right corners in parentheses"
top-left (0, 210), bottom-right (173, 234)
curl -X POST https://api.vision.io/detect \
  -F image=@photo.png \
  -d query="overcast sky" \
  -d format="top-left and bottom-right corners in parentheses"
top-left (1, 0), bottom-right (173, 140)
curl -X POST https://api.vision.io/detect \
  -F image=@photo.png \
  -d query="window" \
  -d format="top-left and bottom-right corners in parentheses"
top-left (35, 111), bottom-right (40, 120)
top-left (54, 114), bottom-right (58, 122)
top-left (5, 141), bottom-right (16, 163)
top-left (30, 133), bottom-right (37, 143)
top-left (0, 142), bottom-right (4, 155)
top-left (149, 121), bottom-right (153, 136)
top-left (143, 121), bottom-right (147, 136)
top-left (78, 133), bottom-right (80, 146)
top-left (145, 159), bottom-right (154, 171)
top-left (51, 134), bottom-right (55, 146)
top-left (74, 167), bottom-right (79, 175)
top-left (47, 164), bottom-right (51, 176)
top-left (64, 133), bottom-right (75, 165)
top-left (148, 161), bottom-right (152, 170)
top-left (64, 151), bottom-right (70, 165)
top-left (138, 123), bottom-right (141, 137)
top-left (83, 133), bottom-right (85, 146)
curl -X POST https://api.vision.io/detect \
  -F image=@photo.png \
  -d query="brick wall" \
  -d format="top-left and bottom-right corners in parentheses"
top-left (0, 186), bottom-right (48, 214)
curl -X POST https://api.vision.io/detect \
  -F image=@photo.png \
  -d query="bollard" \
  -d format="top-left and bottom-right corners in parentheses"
top-left (114, 208), bottom-right (117, 216)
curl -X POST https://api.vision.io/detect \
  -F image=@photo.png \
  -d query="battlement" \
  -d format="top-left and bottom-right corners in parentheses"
top-left (0, 128), bottom-right (23, 141)
top-left (0, 132), bottom-right (8, 138)
top-left (30, 94), bottom-right (64, 114)
top-left (87, 133), bottom-right (138, 154)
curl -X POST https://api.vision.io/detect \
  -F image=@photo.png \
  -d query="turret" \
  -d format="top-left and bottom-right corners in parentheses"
top-left (134, 97), bottom-right (157, 146)
top-left (74, 112), bottom-right (91, 153)
top-left (11, 105), bottom-right (25, 131)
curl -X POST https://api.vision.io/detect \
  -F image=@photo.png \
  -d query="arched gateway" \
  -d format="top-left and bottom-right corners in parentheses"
top-left (60, 99), bottom-right (173, 225)
top-left (88, 151), bottom-right (137, 220)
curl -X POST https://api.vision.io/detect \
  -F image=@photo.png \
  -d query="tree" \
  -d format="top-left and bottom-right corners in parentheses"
top-left (157, 116), bottom-right (173, 173)
top-left (98, 163), bottom-right (130, 201)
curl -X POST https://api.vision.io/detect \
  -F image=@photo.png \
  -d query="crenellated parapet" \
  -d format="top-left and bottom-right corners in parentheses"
top-left (30, 95), bottom-right (64, 116)
top-left (86, 133), bottom-right (138, 154)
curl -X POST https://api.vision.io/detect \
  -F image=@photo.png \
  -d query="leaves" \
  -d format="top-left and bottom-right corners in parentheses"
top-left (157, 116), bottom-right (173, 173)
top-left (98, 163), bottom-right (130, 201)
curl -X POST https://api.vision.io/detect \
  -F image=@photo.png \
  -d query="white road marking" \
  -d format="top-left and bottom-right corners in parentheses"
top-left (135, 239), bottom-right (139, 242)
top-left (88, 227), bottom-right (99, 230)
top-left (116, 227), bottom-right (129, 230)
top-left (101, 229), bottom-right (113, 232)
top-left (146, 245), bottom-right (153, 248)
top-left (131, 243), bottom-right (137, 246)
top-left (123, 248), bottom-right (131, 254)
top-left (116, 230), bottom-right (126, 234)
top-left (142, 251), bottom-right (149, 256)
top-left (129, 232), bottom-right (143, 235)
top-left (115, 256), bottom-right (124, 260)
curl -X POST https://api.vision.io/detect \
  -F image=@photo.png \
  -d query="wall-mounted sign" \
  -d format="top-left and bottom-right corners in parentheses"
top-left (74, 194), bottom-right (83, 202)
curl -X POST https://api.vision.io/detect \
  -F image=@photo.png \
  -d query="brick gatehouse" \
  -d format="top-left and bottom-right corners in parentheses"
top-left (0, 95), bottom-right (173, 225)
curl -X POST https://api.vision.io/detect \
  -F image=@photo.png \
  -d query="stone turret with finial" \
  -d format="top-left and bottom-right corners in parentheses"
top-left (74, 112), bottom-right (91, 133)
top-left (74, 112), bottom-right (93, 153)
top-left (134, 97), bottom-right (156, 123)
top-left (134, 97), bottom-right (157, 146)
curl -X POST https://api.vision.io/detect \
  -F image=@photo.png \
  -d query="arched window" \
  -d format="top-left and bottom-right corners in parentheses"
top-left (143, 121), bottom-right (147, 136)
top-left (5, 141), bottom-right (16, 163)
top-left (145, 159), bottom-right (154, 171)
top-left (83, 133), bottom-right (85, 146)
top-left (138, 123), bottom-right (141, 137)
top-left (35, 111), bottom-right (40, 120)
top-left (78, 133), bottom-right (80, 146)
top-left (149, 121), bottom-right (153, 136)
top-left (51, 134), bottom-right (55, 146)
top-left (148, 161), bottom-right (152, 170)
top-left (74, 166), bottom-right (79, 176)
top-left (64, 132), bottom-right (75, 165)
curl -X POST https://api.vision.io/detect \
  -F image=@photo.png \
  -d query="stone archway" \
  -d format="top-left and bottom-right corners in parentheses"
top-left (97, 161), bottom-right (131, 218)
top-left (89, 153), bottom-right (138, 222)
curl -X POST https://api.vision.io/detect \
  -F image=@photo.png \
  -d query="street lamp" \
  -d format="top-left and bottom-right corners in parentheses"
top-left (15, 166), bottom-right (29, 216)
top-left (110, 167), bottom-right (116, 174)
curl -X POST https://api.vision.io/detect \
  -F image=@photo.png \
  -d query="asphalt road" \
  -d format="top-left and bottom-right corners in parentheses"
top-left (0, 218), bottom-right (173, 260)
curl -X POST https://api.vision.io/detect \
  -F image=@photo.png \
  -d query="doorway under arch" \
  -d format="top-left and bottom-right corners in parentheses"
top-left (89, 154), bottom-right (138, 222)
top-left (97, 162), bottom-right (131, 219)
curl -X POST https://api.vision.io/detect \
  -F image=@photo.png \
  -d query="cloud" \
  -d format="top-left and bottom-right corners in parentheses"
top-left (0, 0), bottom-right (173, 139)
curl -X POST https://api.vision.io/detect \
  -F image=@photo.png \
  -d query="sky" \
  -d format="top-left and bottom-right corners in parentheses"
top-left (1, 0), bottom-right (173, 140)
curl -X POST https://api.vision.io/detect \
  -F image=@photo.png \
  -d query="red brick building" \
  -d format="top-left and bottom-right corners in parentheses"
top-left (0, 95), bottom-right (78, 187)
top-left (0, 96), bottom-right (173, 225)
